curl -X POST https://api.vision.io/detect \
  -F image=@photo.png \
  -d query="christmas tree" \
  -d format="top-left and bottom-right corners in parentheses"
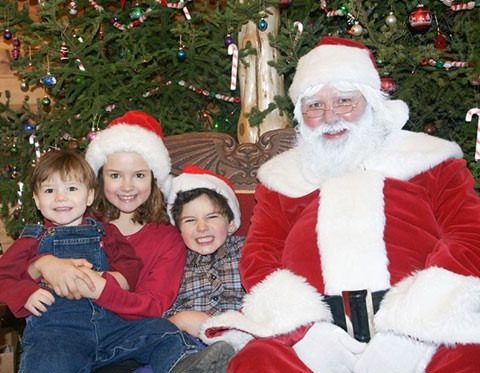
top-left (1, 0), bottom-right (479, 237)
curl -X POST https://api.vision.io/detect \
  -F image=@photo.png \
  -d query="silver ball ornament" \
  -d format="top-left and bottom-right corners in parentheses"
top-left (385, 12), bottom-right (397, 27)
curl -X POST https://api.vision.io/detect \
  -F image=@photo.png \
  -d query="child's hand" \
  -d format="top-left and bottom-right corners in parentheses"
top-left (24, 288), bottom-right (55, 316)
top-left (75, 267), bottom-right (106, 299)
top-left (29, 255), bottom-right (95, 299)
top-left (169, 310), bottom-right (211, 337)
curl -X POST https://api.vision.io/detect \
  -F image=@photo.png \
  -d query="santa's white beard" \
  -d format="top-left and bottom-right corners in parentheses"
top-left (297, 109), bottom-right (386, 185)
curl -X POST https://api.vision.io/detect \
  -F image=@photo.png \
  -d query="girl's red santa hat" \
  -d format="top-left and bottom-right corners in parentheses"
top-left (85, 110), bottom-right (170, 186)
top-left (167, 164), bottom-right (241, 232)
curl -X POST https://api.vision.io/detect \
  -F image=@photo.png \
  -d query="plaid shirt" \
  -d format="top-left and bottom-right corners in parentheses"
top-left (165, 235), bottom-right (245, 317)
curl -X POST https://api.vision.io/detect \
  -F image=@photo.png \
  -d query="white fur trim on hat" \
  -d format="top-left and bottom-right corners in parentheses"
top-left (289, 43), bottom-right (381, 105)
top-left (168, 172), bottom-right (241, 232)
top-left (85, 123), bottom-right (171, 186)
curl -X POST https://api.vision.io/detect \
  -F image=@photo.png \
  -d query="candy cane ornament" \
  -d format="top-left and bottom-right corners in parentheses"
top-left (465, 107), bottom-right (480, 160)
top-left (228, 43), bottom-right (239, 91)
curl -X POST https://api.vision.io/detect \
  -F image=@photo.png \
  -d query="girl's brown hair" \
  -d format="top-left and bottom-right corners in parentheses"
top-left (90, 167), bottom-right (169, 224)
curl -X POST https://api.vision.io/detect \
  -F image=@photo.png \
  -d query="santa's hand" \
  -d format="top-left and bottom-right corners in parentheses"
top-left (354, 332), bottom-right (437, 373)
top-left (293, 322), bottom-right (366, 372)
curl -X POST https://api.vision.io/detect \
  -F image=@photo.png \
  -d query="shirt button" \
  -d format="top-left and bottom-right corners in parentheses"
top-left (212, 296), bottom-right (219, 302)
top-left (210, 274), bottom-right (217, 280)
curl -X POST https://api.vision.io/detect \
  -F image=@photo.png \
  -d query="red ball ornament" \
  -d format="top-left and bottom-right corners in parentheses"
top-left (380, 75), bottom-right (397, 95)
top-left (409, 4), bottom-right (432, 33)
top-left (278, 0), bottom-right (292, 8)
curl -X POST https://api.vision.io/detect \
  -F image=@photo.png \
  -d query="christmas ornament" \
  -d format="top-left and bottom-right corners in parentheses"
top-left (287, 21), bottom-right (304, 63)
top-left (20, 79), bottom-right (29, 92)
top-left (75, 58), bottom-right (86, 71)
top-left (11, 38), bottom-right (20, 60)
top-left (154, 0), bottom-right (191, 20)
top-left (441, 0), bottom-right (480, 11)
top-left (10, 167), bottom-right (19, 180)
top-left (278, 0), bottom-right (292, 8)
top-left (348, 22), bottom-right (363, 36)
top-left (380, 75), bottom-right (397, 95)
top-left (69, 0), bottom-right (78, 15)
top-left (175, 80), bottom-right (241, 103)
top-left (385, 12), bottom-right (397, 27)
top-left (420, 57), bottom-right (468, 70)
top-left (409, 4), bottom-right (432, 32)
top-left (257, 18), bottom-right (268, 31)
top-left (41, 96), bottom-right (51, 106)
top-left (176, 47), bottom-right (187, 62)
top-left (129, 5), bottom-right (144, 20)
top-left (75, 76), bottom-right (86, 84)
top-left (224, 34), bottom-right (234, 47)
top-left (465, 108), bottom-right (480, 160)
top-left (434, 32), bottom-right (448, 50)
top-left (40, 73), bottom-right (57, 87)
top-left (60, 42), bottom-right (69, 61)
top-left (423, 122), bottom-right (436, 135)
top-left (3, 29), bottom-right (12, 41)
top-left (228, 43), bottom-right (239, 90)
top-left (433, 14), bottom-right (448, 50)
top-left (10, 143), bottom-right (18, 155)
top-left (22, 122), bottom-right (35, 134)
top-left (87, 115), bottom-right (101, 141)
top-left (29, 134), bottom-right (42, 159)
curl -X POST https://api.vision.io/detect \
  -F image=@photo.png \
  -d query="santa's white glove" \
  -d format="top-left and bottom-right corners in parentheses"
top-left (293, 322), bottom-right (366, 373)
top-left (354, 332), bottom-right (437, 373)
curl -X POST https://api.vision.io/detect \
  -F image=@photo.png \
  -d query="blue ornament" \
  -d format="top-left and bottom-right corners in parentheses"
top-left (257, 19), bottom-right (268, 31)
top-left (22, 122), bottom-right (35, 134)
top-left (176, 48), bottom-right (187, 62)
top-left (40, 74), bottom-right (57, 87)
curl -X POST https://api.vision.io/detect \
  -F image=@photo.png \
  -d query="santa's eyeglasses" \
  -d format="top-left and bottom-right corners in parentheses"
top-left (302, 96), bottom-right (361, 119)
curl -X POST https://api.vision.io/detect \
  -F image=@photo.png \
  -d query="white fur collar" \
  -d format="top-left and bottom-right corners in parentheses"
top-left (257, 130), bottom-right (463, 197)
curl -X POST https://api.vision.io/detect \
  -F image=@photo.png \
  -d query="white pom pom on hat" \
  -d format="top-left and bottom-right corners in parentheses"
top-left (85, 110), bottom-right (171, 187)
top-left (167, 164), bottom-right (241, 232)
top-left (289, 36), bottom-right (381, 105)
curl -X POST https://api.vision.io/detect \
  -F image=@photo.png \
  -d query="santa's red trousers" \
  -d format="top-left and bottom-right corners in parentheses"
top-left (227, 338), bottom-right (480, 373)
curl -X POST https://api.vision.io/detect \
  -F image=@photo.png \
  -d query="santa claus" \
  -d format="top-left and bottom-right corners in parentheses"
top-left (200, 36), bottom-right (480, 372)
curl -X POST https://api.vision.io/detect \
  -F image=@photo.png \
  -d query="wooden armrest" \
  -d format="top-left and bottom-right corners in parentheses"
top-left (165, 127), bottom-right (296, 191)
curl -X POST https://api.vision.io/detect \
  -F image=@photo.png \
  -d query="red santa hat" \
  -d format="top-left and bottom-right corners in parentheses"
top-left (167, 164), bottom-right (241, 232)
top-left (288, 36), bottom-right (381, 105)
top-left (85, 110), bottom-right (171, 186)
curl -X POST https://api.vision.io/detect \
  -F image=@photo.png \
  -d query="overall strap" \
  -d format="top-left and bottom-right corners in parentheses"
top-left (19, 224), bottom-right (44, 239)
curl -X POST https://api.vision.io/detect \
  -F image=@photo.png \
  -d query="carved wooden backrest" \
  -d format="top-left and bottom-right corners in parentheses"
top-left (164, 127), bottom-right (297, 191)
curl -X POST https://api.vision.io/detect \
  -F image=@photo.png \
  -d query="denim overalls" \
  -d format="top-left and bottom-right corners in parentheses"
top-left (19, 218), bottom-right (200, 373)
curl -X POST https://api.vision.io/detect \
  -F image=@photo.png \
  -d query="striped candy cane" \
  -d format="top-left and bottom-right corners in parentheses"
top-left (228, 43), bottom-right (239, 91)
top-left (466, 108), bottom-right (480, 160)
top-left (450, 1), bottom-right (476, 11)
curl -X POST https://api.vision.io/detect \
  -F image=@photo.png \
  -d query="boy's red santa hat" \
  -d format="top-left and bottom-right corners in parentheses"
top-left (85, 110), bottom-right (170, 186)
top-left (168, 164), bottom-right (241, 232)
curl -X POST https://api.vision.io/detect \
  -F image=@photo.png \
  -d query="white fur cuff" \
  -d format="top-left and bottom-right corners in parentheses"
top-left (374, 266), bottom-right (480, 345)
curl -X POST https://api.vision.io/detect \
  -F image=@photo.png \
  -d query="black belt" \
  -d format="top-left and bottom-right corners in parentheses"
top-left (324, 289), bottom-right (388, 342)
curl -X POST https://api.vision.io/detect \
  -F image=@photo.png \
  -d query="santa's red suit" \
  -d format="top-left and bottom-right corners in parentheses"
top-left (200, 129), bottom-right (480, 372)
